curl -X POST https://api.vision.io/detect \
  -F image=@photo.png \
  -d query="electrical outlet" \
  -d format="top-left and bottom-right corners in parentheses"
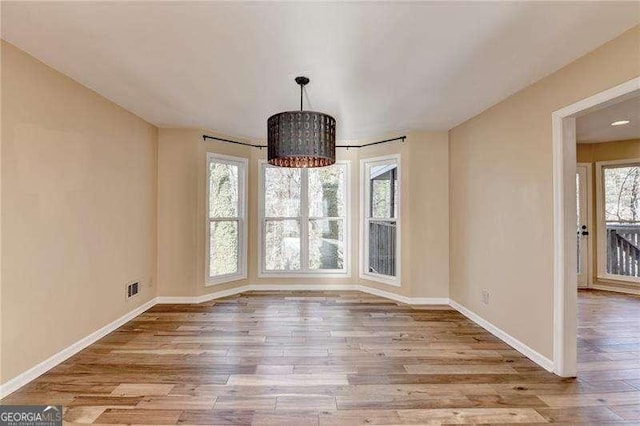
top-left (481, 290), bottom-right (490, 305)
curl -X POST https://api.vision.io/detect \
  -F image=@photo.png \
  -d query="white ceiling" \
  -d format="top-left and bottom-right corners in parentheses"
top-left (2, 1), bottom-right (639, 141)
top-left (577, 95), bottom-right (640, 143)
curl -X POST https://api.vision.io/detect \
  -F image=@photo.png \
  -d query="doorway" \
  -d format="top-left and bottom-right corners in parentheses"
top-left (552, 76), bottom-right (639, 377)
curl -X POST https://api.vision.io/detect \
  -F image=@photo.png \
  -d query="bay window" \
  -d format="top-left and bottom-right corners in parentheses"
top-left (260, 161), bottom-right (349, 276)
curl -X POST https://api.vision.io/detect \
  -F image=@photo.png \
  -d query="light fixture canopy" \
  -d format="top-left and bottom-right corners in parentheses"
top-left (267, 76), bottom-right (336, 168)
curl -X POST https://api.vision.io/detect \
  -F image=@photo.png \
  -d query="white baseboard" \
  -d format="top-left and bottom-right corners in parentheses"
top-left (249, 284), bottom-right (359, 292)
top-left (246, 284), bottom-right (449, 305)
top-left (157, 284), bottom-right (449, 306)
top-left (0, 297), bottom-right (157, 399)
top-left (155, 285), bottom-right (357, 304)
top-left (356, 285), bottom-right (449, 305)
top-left (449, 300), bottom-right (554, 372)
top-left (156, 285), bottom-right (252, 304)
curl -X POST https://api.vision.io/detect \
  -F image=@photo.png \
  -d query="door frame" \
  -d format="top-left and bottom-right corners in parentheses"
top-left (552, 76), bottom-right (640, 377)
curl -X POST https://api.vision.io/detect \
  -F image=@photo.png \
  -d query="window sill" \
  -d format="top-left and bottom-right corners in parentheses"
top-left (258, 271), bottom-right (350, 279)
top-left (595, 275), bottom-right (640, 286)
top-left (360, 272), bottom-right (401, 287)
top-left (206, 273), bottom-right (247, 287)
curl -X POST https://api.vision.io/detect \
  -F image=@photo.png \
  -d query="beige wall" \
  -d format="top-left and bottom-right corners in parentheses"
top-left (408, 133), bottom-right (450, 298)
top-left (577, 139), bottom-right (640, 290)
top-left (449, 26), bottom-right (640, 360)
top-left (1, 41), bottom-right (158, 383)
top-left (577, 138), bottom-right (640, 163)
top-left (157, 129), bottom-right (449, 299)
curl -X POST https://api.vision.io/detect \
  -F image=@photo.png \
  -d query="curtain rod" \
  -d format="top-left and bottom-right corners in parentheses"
top-left (202, 134), bottom-right (406, 149)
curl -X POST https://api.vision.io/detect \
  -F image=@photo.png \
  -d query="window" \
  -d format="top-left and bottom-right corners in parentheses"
top-left (206, 153), bottom-right (247, 285)
top-left (361, 155), bottom-right (400, 286)
top-left (260, 162), bottom-right (349, 276)
top-left (596, 160), bottom-right (640, 283)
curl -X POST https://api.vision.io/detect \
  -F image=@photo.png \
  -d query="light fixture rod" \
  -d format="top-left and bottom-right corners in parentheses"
top-left (202, 134), bottom-right (406, 148)
top-left (294, 76), bottom-right (309, 111)
top-left (202, 135), bottom-right (266, 149)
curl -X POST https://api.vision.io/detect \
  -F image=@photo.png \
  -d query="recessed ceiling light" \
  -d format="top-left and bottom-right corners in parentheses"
top-left (611, 120), bottom-right (630, 126)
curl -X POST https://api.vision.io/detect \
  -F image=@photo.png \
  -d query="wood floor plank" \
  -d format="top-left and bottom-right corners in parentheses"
top-left (535, 406), bottom-right (624, 423)
top-left (397, 407), bottom-right (549, 424)
top-left (276, 395), bottom-right (337, 411)
top-left (177, 409), bottom-right (256, 425)
top-left (136, 395), bottom-right (216, 410)
top-left (253, 412), bottom-right (321, 425)
top-left (538, 391), bottom-right (640, 408)
top-left (94, 408), bottom-right (182, 424)
top-left (0, 289), bottom-right (637, 425)
top-left (403, 364), bottom-right (518, 374)
top-left (214, 395), bottom-right (277, 410)
top-left (111, 383), bottom-right (174, 396)
top-left (67, 396), bottom-right (144, 407)
top-left (608, 403), bottom-right (640, 421)
top-left (62, 406), bottom-right (107, 424)
top-left (227, 374), bottom-right (349, 386)
top-left (319, 409), bottom-right (402, 425)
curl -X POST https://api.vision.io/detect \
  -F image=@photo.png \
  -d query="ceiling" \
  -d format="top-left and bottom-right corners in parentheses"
top-left (2, 2), bottom-right (639, 141)
top-left (577, 95), bottom-right (640, 143)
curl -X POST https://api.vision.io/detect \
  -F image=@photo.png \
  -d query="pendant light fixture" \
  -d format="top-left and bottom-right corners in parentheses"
top-left (267, 76), bottom-right (336, 168)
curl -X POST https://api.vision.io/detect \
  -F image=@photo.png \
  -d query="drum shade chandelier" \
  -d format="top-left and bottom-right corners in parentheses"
top-left (267, 76), bottom-right (336, 168)
top-left (201, 77), bottom-right (405, 155)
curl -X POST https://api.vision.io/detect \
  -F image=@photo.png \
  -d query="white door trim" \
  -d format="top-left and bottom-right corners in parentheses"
top-left (552, 77), bottom-right (640, 377)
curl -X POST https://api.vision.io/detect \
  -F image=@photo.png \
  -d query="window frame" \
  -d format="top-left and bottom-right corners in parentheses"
top-left (360, 154), bottom-right (401, 287)
top-left (206, 152), bottom-right (248, 286)
top-left (258, 160), bottom-right (351, 278)
top-left (595, 158), bottom-right (640, 285)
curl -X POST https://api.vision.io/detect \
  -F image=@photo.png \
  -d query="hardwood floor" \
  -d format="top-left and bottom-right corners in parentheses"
top-left (577, 290), bottom-right (640, 398)
top-left (1, 289), bottom-right (639, 424)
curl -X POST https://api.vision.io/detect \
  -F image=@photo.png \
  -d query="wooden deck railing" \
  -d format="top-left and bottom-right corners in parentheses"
top-left (606, 224), bottom-right (640, 277)
top-left (369, 220), bottom-right (396, 277)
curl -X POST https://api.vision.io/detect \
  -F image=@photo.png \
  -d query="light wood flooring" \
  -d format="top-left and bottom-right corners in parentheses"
top-left (1, 289), bottom-right (639, 424)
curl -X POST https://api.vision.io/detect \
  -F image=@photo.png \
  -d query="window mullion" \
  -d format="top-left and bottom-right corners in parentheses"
top-left (308, 216), bottom-right (345, 220)
top-left (263, 216), bottom-right (300, 221)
